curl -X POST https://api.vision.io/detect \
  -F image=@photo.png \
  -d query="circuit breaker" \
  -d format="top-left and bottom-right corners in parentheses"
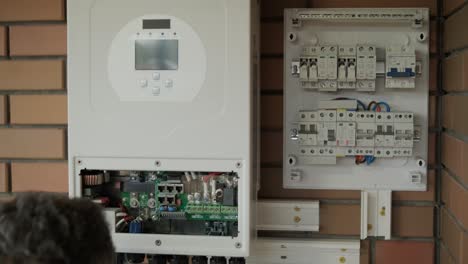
top-left (284, 8), bottom-right (429, 191)
top-left (68, 0), bottom-right (259, 260)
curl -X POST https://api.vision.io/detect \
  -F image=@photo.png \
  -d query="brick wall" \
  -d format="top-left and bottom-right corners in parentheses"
top-left (0, 0), bottom-right (68, 193)
top-left (440, 1), bottom-right (468, 264)
top-left (0, 0), bottom-right (443, 263)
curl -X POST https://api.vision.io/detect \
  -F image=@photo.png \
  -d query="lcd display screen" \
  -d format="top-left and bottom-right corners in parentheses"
top-left (135, 39), bottom-right (179, 70)
top-left (143, 19), bottom-right (171, 29)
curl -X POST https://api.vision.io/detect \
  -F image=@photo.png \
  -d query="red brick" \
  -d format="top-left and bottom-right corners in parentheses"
top-left (443, 95), bottom-right (468, 136)
top-left (261, 0), bottom-right (308, 18)
top-left (320, 204), bottom-right (360, 235)
top-left (261, 131), bottom-right (282, 164)
top-left (444, 51), bottom-right (468, 92)
top-left (392, 206), bottom-right (434, 237)
top-left (429, 95), bottom-right (437, 128)
top-left (0, 129), bottom-right (65, 159)
top-left (310, 0), bottom-right (438, 15)
top-left (442, 170), bottom-right (468, 230)
top-left (0, 95), bottom-right (6, 125)
top-left (430, 20), bottom-right (438, 54)
top-left (428, 132), bottom-right (436, 166)
top-left (261, 22), bottom-right (283, 54)
top-left (261, 95), bottom-right (283, 130)
top-left (375, 240), bottom-right (434, 264)
top-left (261, 58), bottom-right (283, 91)
top-left (259, 168), bottom-right (361, 199)
top-left (11, 163), bottom-right (67, 193)
top-left (442, 133), bottom-right (468, 185)
top-left (9, 25), bottom-right (67, 56)
top-left (0, 60), bottom-right (65, 90)
top-left (393, 169), bottom-right (435, 201)
top-left (361, 240), bottom-right (370, 264)
top-left (0, 0), bottom-right (65, 22)
top-left (10, 95), bottom-right (68, 125)
top-left (441, 243), bottom-right (456, 264)
top-left (429, 57), bottom-right (438, 91)
top-left (441, 207), bottom-right (468, 263)
top-left (0, 26), bottom-right (6, 56)
top-left (0, 163), bottom-right (8, 193)
top-left (444, 0), bottom-right (466, 15)
top-left (445, 5), bottom-right (468, 52)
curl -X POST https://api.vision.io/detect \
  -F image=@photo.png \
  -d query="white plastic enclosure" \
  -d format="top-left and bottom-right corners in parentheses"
top-left (283, 8), bottom-right (430, 191)
top-left (67, 0), bottom-right (259, 258)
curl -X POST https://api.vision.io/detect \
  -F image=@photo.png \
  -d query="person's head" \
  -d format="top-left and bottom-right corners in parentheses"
top-left (0, 192), bottom-right (115, 264)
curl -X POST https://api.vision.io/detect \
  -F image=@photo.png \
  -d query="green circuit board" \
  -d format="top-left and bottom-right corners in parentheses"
top-left (122, 186), bottom-right (238, 222)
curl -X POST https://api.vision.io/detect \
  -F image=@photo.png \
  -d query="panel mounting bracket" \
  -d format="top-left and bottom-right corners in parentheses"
top-left (360, 190), bottom-right (392, 240)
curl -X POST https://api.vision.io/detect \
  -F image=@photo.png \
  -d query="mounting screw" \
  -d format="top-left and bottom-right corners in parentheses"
top-left (155, 240), bottom-right (162, 246)
top-left (77, 160), bottom-right (82, 165)
top-left (155, 161), bottom-right (161, 167)
top-left (339, 256), bottom-right (346, 263)
top-left (235, 242), bottom-right (242, 249)
top-left (236, 162), bottom-right (242, 168)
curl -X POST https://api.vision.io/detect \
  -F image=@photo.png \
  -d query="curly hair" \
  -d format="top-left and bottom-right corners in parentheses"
top-left (0, 193), bottom-right (115, 264)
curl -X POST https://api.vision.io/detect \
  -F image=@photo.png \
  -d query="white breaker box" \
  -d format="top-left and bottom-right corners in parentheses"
top-left (284, 8), bottom-right (429, 191)
top-left (68, 0), bottom-right (259, 259)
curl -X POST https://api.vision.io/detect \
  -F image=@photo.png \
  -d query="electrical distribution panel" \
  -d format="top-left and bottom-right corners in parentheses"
top-left (68, 0), bottom-right (259, 261)
top-left (284, 8), bottom-right (429, 191)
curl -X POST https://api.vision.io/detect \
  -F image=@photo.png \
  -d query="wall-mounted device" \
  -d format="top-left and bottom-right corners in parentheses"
top-left (68, 0), bottom-right (259, 262)
top-left (284, 8), bottom-right (430, 191)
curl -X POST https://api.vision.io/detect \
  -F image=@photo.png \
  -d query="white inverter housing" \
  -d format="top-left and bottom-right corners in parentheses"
top-left (67, 0), bottom-right (259, 258)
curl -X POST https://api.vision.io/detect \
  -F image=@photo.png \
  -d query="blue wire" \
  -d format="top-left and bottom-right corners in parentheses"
top-left (357, 100), bottom-right (366, 111)
top-left (366, 156), bottom-right (376, 165)
top-left (372, 102), bottom-right (391, 112)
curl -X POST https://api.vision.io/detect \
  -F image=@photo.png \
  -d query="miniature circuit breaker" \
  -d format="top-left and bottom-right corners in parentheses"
top-left (284, 8), bottom-right (429, 191)
top-left (68, 0), bottom-right (259, 261)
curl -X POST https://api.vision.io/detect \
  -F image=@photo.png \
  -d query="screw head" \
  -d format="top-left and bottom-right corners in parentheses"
top-left (77, 160), bottom-right (82, 165)
top-left (155, 161), bottom-right (161, 167)
top-left (235, 242), bottom-right (242, 249)
top-left (155, 240), bottom-right (162, 246)
top-left (236, 162), bottom-right (242, 168)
